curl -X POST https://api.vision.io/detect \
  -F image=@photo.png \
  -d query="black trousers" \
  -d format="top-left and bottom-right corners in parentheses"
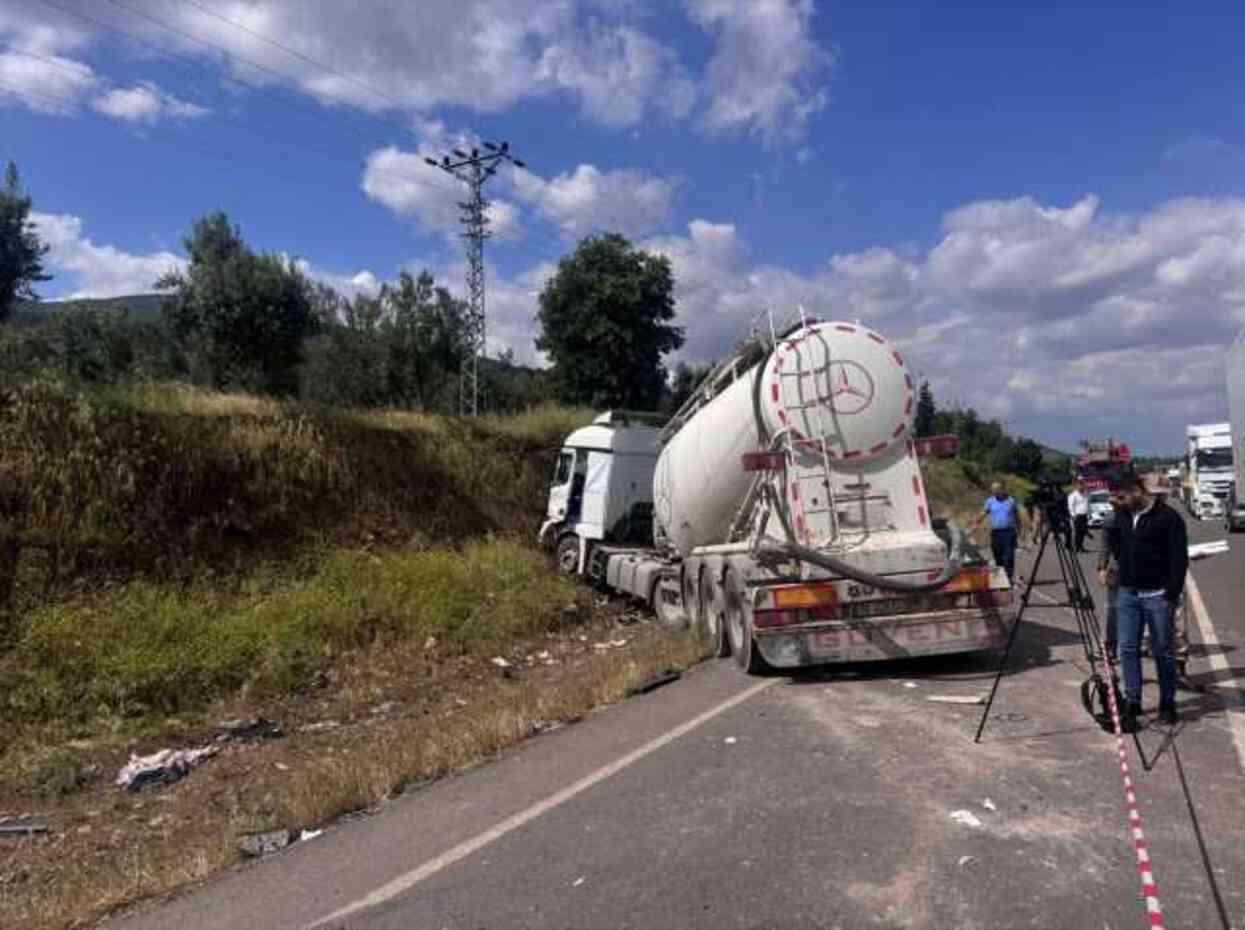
top-left (990, 528), bottom-right (1017, 583)
top-left (1072, 515), bottom-right (1089, 551)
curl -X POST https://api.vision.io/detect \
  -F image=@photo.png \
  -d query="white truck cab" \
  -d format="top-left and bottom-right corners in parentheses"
top-left (539, 411), bottom-right (663, 574)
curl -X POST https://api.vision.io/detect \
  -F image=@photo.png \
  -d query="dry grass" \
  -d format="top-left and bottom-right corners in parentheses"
top-left (0, 628), bottom-right (707, 930)
top-left (0, 383), bottom-right (582, 614)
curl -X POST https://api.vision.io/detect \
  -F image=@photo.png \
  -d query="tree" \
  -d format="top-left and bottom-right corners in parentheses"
top-left (159, 213), bottom-right (317, 395)
top-left (0, 162), bottom-right (51, 322)
top-left (301, 271), bottom-right (470, 411)
top-left (381, 271), bottom-right (469, 410)
top-left (536, 233), bottom-right (683, 409)
top-left (914, 380), bottom-right (936, 437)
top-left (1007, 438), bottom-right (1046, 480)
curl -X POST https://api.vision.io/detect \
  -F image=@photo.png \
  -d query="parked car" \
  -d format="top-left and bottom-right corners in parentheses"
top-left (1087, 490), bottom-right (1113, 528)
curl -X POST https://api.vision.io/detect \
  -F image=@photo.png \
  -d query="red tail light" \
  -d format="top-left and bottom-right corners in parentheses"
top-left (754, 609), bottom-right (801, 629)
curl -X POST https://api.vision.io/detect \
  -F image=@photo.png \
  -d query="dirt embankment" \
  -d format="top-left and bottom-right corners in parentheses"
top-left (0, 384), bottom-right (705, 930)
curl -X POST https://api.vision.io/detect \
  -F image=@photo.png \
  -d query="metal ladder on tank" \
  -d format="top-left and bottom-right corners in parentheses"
top-left (767, 307), bottom-right (843, 548)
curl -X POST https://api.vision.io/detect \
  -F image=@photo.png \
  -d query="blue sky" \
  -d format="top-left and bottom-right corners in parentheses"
top-left (3, 0), bottom-right (1244, 453)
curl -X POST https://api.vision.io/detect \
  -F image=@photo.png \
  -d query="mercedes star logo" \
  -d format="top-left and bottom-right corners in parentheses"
top-left (825, 361), bottom-right (875, 415)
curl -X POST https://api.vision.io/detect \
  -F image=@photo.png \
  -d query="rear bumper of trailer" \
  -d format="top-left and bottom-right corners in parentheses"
top-left (754, 609), bottom-right (1007, 667)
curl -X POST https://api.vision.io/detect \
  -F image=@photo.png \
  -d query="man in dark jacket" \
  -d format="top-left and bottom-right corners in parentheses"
top-left (1100, 474), bottom-right (1188, 727)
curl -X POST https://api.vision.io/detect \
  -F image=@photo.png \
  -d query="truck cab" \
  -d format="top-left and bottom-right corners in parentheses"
top-left (539, 411), bottom-right (663, 574)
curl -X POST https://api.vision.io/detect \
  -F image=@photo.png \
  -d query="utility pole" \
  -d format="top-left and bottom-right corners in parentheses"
top-left (424, 141), bottom-right (526, 416)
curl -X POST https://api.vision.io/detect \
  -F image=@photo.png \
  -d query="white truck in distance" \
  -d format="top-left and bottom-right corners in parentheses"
top-left (539, 316), bottom-right (1011, 674)
top-left (1183, 422), bottom-right (1232, 520)
top-left (1225, 332), bottom-right (1245, 531)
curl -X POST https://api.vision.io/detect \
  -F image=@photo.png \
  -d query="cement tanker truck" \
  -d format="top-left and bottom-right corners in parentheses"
top-left (538, 316), bottom-right (1010, 673)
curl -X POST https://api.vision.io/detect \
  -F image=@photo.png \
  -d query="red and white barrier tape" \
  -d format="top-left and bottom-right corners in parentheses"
top-left (1097, 660), bottom-right (1166, 929)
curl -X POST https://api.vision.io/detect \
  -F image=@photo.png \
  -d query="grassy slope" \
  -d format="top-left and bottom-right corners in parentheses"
top-left (0, 386), bottom-right (717, 929)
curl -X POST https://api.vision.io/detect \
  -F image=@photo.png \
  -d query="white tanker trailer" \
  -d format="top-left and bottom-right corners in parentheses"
top-left (538, 316), bottom-right (1010, 673)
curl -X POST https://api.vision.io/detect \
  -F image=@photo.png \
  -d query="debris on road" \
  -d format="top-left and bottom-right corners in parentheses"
top-left (490, 656), bottom-right (512, 668)
top-left (0, 820), bottom-right (49, 838)
top-left (299, 829), bottom-right (323, 842)
top-left (299, 720), bottom-right (341, 734)
top-left (949, 810), bottom-right (983, 828)
top-left (723, 737), bottom-right (738, 745)
top-left (982, 798), bottom-right (997, 812)
top-left (957, 855), bottom-right (977, 868)
top-left (217, 717), bottom-right (283, 743)
top-left (116, 746), bottom-right (220, 791)
top-left (592, 639), bottom-right (629, 650)
top-left (239, 829), bottom-right (292, 857)
top-left (925, 694), bottom-right (986, 705)
top-left (625, 669), bottom-right (682, 697)
top-left (903, 681), bottom-right (919, 689)
top-left (572, 876), bottom-right (586, 887)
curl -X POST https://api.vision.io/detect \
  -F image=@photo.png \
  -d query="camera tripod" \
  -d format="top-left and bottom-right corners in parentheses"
top-left (974, 503), bottom-right (1140, 744)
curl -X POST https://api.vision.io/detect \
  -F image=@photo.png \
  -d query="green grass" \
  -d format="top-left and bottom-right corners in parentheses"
top-left (2, 539), bottom-right (575, 725)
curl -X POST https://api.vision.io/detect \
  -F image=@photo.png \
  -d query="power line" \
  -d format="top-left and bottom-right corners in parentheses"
top-left (426, 142), bottom-right (528, 417)
top-left (173, 0), bottom-right (410, 113)
top-left (101, 0), bottom-right (417, 140)
top-left (0, 44), bottom-right (434, 198)
top-left (38, 0), bottom-right (398, 150)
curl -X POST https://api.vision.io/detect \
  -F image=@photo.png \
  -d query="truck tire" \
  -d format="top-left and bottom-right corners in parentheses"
top-left (723, 568), bottom-right (769, 674)
top-left (651, 573), bottom-right (687, 630)
top-left (697, 571), bottom-right (730, 658)
top-left (555, 534), bottom-right (581, 575)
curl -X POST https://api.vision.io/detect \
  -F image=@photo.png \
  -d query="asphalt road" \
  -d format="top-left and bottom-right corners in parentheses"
top-left (111, 517), bottom-right (1245, 930)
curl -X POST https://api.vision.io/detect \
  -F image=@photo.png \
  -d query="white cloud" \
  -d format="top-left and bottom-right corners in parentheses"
top-left (511, 163), bottom-right (678, 238)
top-left (3, 1), bottom-right (831, 138)
top-left (537, 21), bottom-right (696, 127)
top-left (0, 48), bottom-right (96, 114)
top-left (1, 0), bottom-right (695, 130)
top-left (32, 212), bottom-right (185, 299)
top-left (686, 0), bottom-right (831, 142)
top-left (0, 7), bottom-right (208, 124)
top-left (91, 82), bottom-right (209, 124)
top-left (361, 145), bottom-right (522, 240)
top-left (612, 193), bottom-right (1245, 450)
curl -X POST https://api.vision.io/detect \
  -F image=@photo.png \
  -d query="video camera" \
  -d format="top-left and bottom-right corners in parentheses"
top-left (1029, 470), bottom-right (1073, 529)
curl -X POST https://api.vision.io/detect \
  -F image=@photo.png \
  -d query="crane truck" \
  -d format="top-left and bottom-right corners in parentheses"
top-left (538, 317), bottom-right (1011, 673)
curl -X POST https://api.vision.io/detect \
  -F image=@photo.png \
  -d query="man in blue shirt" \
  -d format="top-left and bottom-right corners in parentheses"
top-left (971, 481), bottom-right (1020, 585)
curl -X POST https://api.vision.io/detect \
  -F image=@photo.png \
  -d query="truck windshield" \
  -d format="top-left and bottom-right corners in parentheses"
top-left (1196, 449), bottom-right (1233, 469)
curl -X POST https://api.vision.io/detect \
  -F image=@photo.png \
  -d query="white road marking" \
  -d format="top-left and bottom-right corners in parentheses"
top-left (1183, 570), bottom-right (1245, 773)
top-left (307, 677), bottom-right (778, 928)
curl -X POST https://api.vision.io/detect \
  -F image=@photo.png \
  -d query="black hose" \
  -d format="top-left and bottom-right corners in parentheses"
top-left (755, 484), bottom-right (966, 592)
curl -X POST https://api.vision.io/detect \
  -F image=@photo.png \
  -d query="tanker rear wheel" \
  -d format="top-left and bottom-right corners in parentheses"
top-left (723, 568), bottom-right (769, 675)
top-left (697, 570), bottom-right (730, 658)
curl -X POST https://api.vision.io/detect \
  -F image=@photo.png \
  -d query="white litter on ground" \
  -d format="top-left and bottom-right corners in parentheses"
top-left (723, 737), bottom-right (738, 745)
top-left (982, 798), bottom-right (997, 812)
top-left (950, 810), bottom-right (983, 828)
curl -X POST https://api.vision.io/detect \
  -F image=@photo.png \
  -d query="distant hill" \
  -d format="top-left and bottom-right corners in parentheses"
top-left (12, 294), bottom-right (167, 328)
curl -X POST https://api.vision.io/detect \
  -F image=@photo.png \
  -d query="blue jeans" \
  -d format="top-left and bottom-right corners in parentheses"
top-left (1117, 589), bottom-right (1176, 707)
